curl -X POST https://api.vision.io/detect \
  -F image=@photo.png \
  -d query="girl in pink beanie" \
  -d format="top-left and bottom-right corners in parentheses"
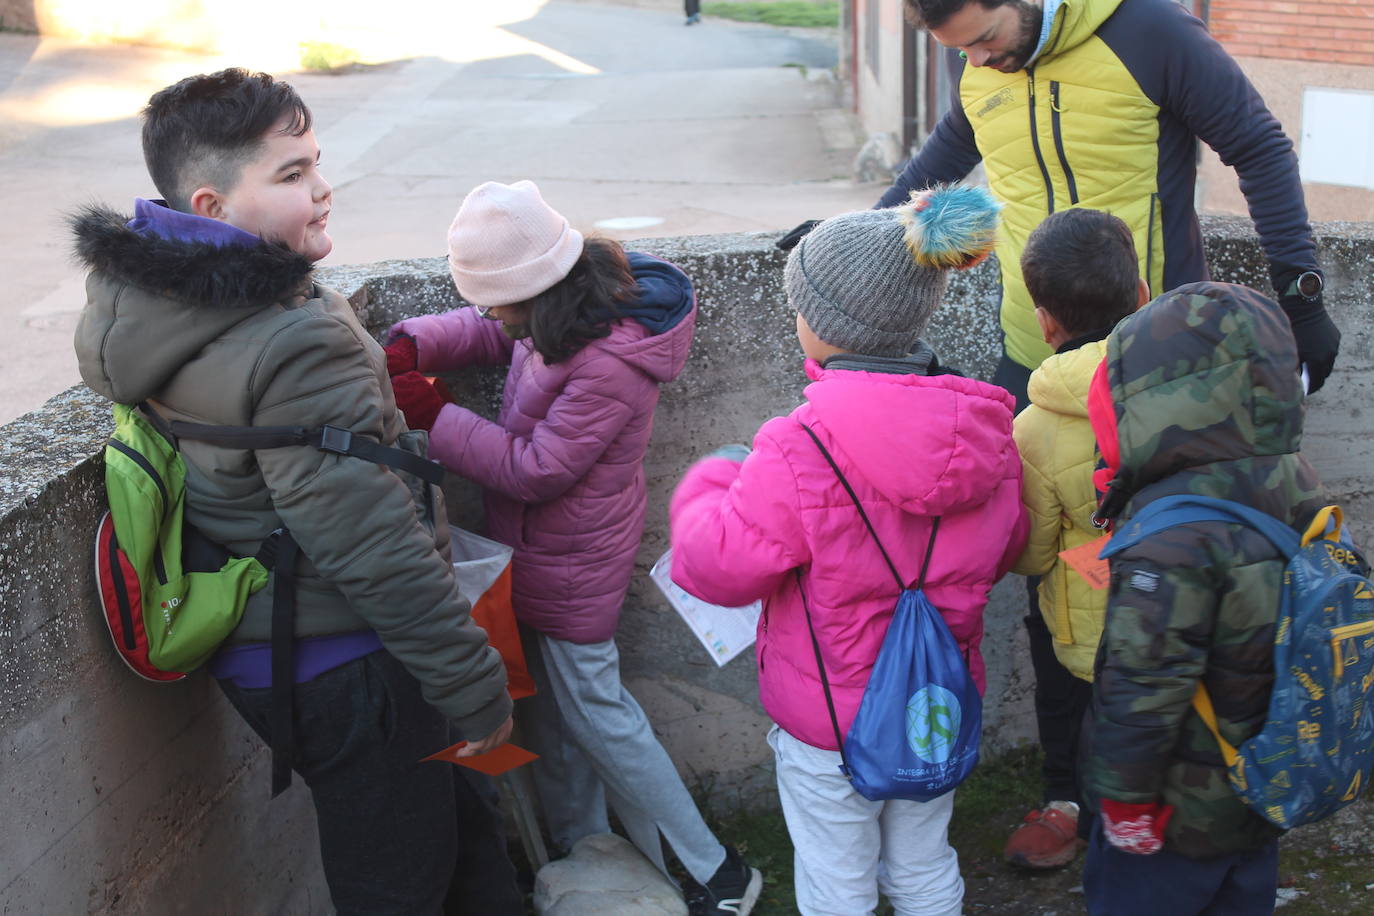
top-left (384, 180), bottom-right (761, 916)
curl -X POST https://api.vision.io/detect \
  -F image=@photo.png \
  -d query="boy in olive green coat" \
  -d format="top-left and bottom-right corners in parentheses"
top-left (73, 68), bottom-right (518, 914)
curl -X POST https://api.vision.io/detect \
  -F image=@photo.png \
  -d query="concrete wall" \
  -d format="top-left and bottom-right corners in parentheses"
top-left (3, 220), bottom-right (1372, 912)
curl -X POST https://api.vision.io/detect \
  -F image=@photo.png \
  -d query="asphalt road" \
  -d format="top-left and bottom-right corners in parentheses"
top-left (0, 0), bottom-right (881, 424)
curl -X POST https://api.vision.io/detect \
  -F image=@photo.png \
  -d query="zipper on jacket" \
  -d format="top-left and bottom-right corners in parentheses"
top-left (1049, 81), bottom-right (1079, 205)
top-left (108, 438), bottom-right (170, 585)
top-left (1027, 69), bottom-right (1055, 213)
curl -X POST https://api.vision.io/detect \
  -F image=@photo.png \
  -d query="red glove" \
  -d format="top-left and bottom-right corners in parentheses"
top-left (383, 335), bottom-right (418, 376)
top-left (1100, 799), bottom-right (1174, 855)
top-left (390, 371), bottom-right (446, 432)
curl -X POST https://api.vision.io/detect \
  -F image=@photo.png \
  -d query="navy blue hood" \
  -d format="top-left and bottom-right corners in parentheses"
top-left (620, 251), bottom-right (694, 334)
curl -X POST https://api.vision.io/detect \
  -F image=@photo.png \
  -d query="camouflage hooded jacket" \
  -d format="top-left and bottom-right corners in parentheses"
top-left (1083, 282), bottom-right (1325, 858)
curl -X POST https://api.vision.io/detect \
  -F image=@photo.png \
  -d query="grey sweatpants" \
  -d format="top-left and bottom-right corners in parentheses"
top-left (522, 631), bottom-right (727, 885)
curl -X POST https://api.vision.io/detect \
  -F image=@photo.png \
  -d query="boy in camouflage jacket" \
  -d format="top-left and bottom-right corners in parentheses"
top-left (1081, 281), bottom-right (1325, 914)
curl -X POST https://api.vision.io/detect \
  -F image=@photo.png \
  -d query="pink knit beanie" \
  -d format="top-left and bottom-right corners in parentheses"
top-left (446, 180), bottom-right (585, 306)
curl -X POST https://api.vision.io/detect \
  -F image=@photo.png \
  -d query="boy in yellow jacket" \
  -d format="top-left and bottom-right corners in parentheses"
top-left (1005, 209), bottom-right (1149, 869)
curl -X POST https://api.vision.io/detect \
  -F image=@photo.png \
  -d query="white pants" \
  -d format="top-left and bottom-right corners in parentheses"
top-left (770, 725), bottom-right (964, 916)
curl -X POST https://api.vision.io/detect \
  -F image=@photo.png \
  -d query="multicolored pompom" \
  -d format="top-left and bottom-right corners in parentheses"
top-left (898, 184), bottom-right (1002, 270)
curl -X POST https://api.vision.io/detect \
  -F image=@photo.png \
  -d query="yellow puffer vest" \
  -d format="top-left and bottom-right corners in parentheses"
top-left (963, 0), bottom-right (1164, 369)
top-left (1011, 339), bottom-right (1109, 681)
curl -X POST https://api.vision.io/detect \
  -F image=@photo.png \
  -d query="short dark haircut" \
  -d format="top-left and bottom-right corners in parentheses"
top-left (1020, 209), bottom-right (1139, 336)
top-left (902, 0), bottom-right (1016, 29)
top-left (141, 68), bottom-right (312, 212)
top-left (524, 237), bottom-right (637, 364)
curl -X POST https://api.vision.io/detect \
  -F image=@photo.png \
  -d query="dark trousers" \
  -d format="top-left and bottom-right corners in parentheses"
top-left (218, 649), bottom-right (522, 916)
top-left (685, 0), bottom-right (701, 16)
top-left (993, 351), bottom-right (1092, 809)
top-left (1083, 817), bottom-right (1279, 915)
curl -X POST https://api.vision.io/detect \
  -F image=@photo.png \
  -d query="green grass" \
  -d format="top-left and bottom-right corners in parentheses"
top-left (694, 746), bottom-right (1044, 914)
top-left (299, 41), bottom-right (360, 73)
top-left (689, 749), bottom-right (1374, 915)
top-left (702, 1), bottom-right (840, 28)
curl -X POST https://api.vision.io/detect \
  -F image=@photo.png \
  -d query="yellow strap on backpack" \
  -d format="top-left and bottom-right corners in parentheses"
top-left (1190, 683), bottom-right (1240, 770)
top-left (1301, 505), bottom-right (1342, 547)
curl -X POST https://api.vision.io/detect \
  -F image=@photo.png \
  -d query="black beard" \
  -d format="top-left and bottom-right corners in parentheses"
top-left (990, 2), bottom-right (1044, 72)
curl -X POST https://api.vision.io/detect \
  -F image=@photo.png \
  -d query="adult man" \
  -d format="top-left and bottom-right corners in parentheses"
top-left (881, 0), bottom-right (1339, 400)
top-left (777, 0), bottom-right (1342, 874)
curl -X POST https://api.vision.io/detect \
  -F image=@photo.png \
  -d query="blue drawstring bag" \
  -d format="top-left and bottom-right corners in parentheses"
top-left (799, 426), bottom-right (982, 801)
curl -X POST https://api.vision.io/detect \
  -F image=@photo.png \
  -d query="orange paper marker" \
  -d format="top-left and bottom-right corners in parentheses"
top-left (422, 741), bottom-right (538, 776)
top-left (1058, 537), bottom-right (1112, 590)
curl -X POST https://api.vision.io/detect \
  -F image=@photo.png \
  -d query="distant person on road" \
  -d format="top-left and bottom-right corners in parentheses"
top-left (685, 0), bottom-right (702, 25)
top-left (383, 179), bottom-right (763, 916)
top-left (71, 68), bottom-right (520, 915)
top-left (670, 186), bottom-right (1028, 916)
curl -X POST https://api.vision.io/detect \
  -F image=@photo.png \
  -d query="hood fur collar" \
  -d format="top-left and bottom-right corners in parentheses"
top-left (70, 204), bottom-right (314, 309)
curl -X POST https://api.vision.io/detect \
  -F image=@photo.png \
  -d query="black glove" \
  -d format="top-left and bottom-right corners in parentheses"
top-left (776, 219), bottom-right (821, 252)
top-left (1279, 290), bottom-right (1340, 394)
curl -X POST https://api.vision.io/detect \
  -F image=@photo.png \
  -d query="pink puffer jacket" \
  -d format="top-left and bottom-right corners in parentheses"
top-left (391, 254), bottom-right (695, 642)
top-left (670, 359), bottom-right (1028, 750)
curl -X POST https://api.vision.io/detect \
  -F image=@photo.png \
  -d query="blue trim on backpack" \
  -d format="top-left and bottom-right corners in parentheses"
top-left (1102, 495), bottom-right (1300, 560)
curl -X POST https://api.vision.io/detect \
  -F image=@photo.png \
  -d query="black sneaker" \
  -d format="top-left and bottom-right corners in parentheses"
top-left (686, 845), bottom-right (762, 915)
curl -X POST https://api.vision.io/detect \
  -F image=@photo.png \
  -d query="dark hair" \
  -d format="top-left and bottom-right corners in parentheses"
top-left (524, 237), bottom-right (636, 364)
top-left (141, 68), bottom-right (312, 212)
top-left (1020, 209), bottom-right (1140, 336)
top-left (902, 0), bottom-right (1015, 29)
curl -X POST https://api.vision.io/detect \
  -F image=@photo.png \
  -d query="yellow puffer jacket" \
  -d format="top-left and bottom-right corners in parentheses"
top-left (879, 0), bottom-right (1317, 373)
top-left (962, 0), bottom-right (1156, 370)
top-left (1011, 339), bottom-right (1108, 680)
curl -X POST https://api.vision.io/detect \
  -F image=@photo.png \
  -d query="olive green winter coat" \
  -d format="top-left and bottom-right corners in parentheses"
top-left (72, 205), bottom-right (510, 739)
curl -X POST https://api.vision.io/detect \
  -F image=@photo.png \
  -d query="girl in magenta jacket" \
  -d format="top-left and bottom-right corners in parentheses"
top-left (670, 187), bottom-right (1028, 916)
top-left (384, 181), bottom-right (761, 916)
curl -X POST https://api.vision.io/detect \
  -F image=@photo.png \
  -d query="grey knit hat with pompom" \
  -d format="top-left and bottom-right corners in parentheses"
top-left (785, 184), bottom-right (1002, 357)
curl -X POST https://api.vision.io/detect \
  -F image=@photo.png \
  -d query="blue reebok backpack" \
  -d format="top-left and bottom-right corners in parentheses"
top-left (798, 426), bottom-right (981, 802)
top-left (1102, 495), bottom-right (1374, 829)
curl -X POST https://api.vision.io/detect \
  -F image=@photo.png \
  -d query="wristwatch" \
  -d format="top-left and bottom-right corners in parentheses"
top-left (1285, 270), bottom-right (1324, 301)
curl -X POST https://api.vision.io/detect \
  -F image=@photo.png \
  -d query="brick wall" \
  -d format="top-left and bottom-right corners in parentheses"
top-left (1208, 0), bottom-right (1374, 65)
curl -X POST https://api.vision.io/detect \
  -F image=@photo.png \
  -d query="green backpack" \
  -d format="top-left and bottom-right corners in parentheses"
top-left (97, 403), bottom-right (270, 680)
top-left (95, 401), bottom-right (444, 791)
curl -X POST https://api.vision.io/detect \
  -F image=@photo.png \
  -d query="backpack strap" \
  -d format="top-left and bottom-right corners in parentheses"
top-left (799, 423), bottom-right (941, 591)
top-left (140, 402), bottom-right (444, 487)
top-left (1190, 682), bottom-right (1240, 770)
top-left (269, 530), bottom-right (299, 797)
top-left (1101, 494), bottom-right (1301, 561)
top-left (795, 569), bottom-right (852, 778)
top-left (169, 421), bottom-right (446, 487)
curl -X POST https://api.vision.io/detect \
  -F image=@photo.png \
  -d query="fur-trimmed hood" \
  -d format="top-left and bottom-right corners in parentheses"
top-left (71, 204), bottom-right (313, 310)
top-left (72, 204), bottom-right (316, 404)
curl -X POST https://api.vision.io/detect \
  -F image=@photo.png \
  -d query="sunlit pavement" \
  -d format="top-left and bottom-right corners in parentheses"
top-left (0, 0), bottom-right (882, 424)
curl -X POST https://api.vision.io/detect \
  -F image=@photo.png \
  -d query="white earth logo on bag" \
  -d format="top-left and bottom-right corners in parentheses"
top-left (906, 684), bottom-right (961, 763)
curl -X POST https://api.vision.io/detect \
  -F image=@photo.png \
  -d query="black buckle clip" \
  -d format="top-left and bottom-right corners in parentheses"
top-left (318, 425), bottom-right (353, 455)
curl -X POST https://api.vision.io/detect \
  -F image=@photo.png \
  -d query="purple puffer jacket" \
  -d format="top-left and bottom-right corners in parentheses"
top-left (390, 254), bottom-right (695, 643)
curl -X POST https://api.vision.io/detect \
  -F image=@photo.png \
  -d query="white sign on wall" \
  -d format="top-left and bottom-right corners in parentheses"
top-left (1300, 87), bottom-right (1374, 190)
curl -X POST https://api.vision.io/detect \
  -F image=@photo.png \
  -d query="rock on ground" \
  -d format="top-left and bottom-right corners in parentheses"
top-left (533, 832), bottom-right (689, 915)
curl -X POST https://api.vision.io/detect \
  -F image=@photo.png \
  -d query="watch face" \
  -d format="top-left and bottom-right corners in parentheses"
top-left (1297, 271), bottom-right (1323, 298)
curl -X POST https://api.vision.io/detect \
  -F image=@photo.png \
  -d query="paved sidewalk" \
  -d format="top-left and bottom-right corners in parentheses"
top-left (0, 0), bottom-right (883, 424)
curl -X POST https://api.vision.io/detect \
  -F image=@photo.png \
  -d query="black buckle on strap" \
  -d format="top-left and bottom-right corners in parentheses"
top-left (318, 425), bottom-right (353, 455)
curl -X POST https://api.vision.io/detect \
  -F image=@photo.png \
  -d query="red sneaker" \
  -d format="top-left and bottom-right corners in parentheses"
top-left (1004, 802), bottom-right (1086, 869)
